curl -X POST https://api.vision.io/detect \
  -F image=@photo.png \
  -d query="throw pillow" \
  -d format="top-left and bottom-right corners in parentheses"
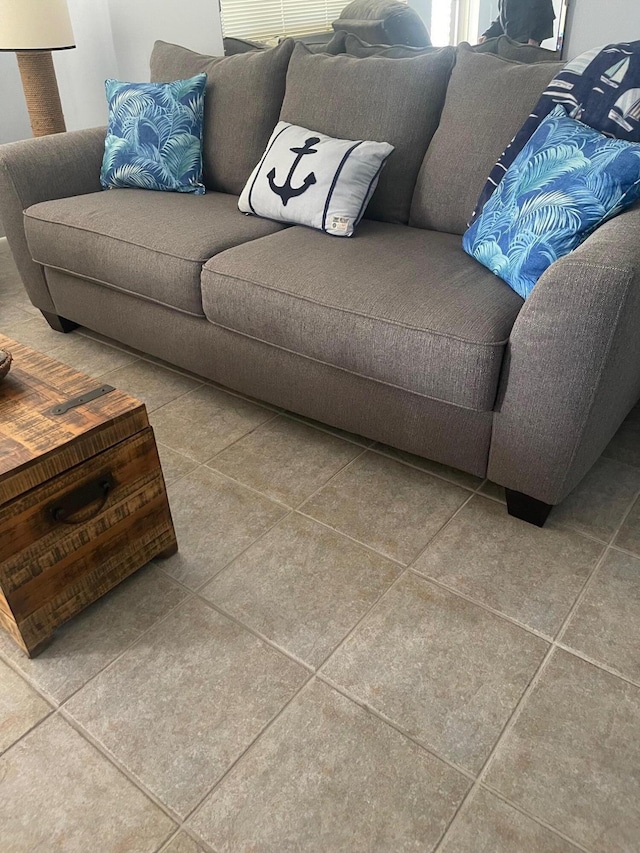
top-left (280, 42), bottom-right (455, 225)
top-left (471, 40), bottom-right (640, 224)
top-left (100, 75), bottom-right (207, 194)
top-left (150, 39), bottom-right (295, 194)
top-left (463, 106), bottom-right (640, 299)
top-left (238, 121), bottom-right (393, 236)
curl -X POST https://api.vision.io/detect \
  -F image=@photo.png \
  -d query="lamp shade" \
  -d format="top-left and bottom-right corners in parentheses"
top-left (0, 0), bottom-right (75, 51)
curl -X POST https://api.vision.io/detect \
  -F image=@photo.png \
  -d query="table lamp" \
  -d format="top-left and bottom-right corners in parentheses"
top-left (0, 0), bottom-right (75, 137)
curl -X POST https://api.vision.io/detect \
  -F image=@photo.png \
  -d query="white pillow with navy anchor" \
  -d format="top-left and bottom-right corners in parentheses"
top-left (238, 121), bottom-right (394, 236)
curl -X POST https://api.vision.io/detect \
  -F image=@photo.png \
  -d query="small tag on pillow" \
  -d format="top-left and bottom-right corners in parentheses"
top-left (329, 215), bottom-right (351, 234)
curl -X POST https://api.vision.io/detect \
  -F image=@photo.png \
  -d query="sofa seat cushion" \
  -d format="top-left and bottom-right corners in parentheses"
top-left (24, 189), bottom-right (287, 316)
top-left (201, 222), bottom-right (524, 410)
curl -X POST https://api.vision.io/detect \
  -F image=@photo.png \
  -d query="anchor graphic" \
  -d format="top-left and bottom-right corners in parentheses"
top-left (268, 136), bottom-right (320, 206)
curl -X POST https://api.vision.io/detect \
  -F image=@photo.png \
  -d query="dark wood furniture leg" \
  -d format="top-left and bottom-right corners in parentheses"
top-left (505, 489), bottom-right (553, 527)
top-left (41, 311), bottom-right (78, 333)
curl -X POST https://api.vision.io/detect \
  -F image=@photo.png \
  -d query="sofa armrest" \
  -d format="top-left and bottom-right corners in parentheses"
top-left (0, 127), bottom-right (106, 312)
top-left (488, 205), bottom-right (640, 505)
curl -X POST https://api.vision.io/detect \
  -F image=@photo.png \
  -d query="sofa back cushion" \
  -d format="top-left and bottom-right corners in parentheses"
top-left (333, 0), bottom-right (431, 47)
top-left (150, 39), bottom-right (294, 195)
top-left (409, 47), bottom-right (563, 235)
top-left (495, 35), bottom-right (561, 63)
top-left (279, 42), bottom-right (455, 224)
top-left (344, 32), bottom-right (437, 58)
top-left (468, 35), bottom-right (560, 63)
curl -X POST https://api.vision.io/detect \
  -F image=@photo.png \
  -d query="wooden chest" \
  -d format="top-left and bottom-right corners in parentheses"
top-left (0, 335), bottom-right (177, 656)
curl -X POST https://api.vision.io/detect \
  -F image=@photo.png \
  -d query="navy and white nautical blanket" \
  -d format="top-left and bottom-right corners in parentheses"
top-left (472, 41), bottom-right (640, 223)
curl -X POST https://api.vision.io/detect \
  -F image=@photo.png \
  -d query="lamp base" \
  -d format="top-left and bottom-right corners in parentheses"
top-left (16, 51), bottom-right (66, 137)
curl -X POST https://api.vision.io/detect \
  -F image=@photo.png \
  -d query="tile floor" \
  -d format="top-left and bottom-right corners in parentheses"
top-left (1, 236), bottom-right (640, 852)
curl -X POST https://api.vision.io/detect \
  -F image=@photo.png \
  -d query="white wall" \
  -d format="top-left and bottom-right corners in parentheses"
top-left (53, 0), bottom-right (118, 131)
top-left (0, 0), bottom-right (224, 140)
top-left (0, 54), bottom-right (32, 144)
top-left (564, 0), bottom-right (640, 58)
top-left (107, 0), bottom-right (223, 83)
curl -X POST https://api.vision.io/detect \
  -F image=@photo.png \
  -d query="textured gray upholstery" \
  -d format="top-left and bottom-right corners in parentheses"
top-left (410, 48), bottom-right (562, 235)
top-left (150, 39), bottom-right (295, 195)
top-left (25, 190), bottom-right (287, 316)
top-left (0, 127), bottom-right (106, 312)
top-left (489, 205), bottom-right (640, 505)
top-left (280, 43), bottom-right (455, 225)
top-left (201, 222), bottom-right (523, 409)
top-left (44, 268), bottom-right (494, 478)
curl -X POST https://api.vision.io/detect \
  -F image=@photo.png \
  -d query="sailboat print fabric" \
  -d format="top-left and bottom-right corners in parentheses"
top-left (101, 74), bottom-right (207, 194)
top-left (471, 41), bottom-right (640, 223)
top-left (463, 106), bottom-right (640, 299)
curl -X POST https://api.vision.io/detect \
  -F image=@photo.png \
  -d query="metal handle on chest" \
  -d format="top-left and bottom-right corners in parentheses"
top-left (48, 473), bottom-right (115, 525)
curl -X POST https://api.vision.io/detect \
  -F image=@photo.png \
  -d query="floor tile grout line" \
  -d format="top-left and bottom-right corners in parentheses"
top-left (279, 409), bottom-right (376, 449)
top-left (313, 566), bottom-right (415, 675)
top-left (315, 670), bottom-right (477, 783)
top-left (402, 490), bottom-right (479, 571)
top-left (194, 594), bottom-right (315, 674)
top-left (162, 445), bottom-right (369, 595)
top-left (197, 463), bottom-right (298, 513)
top-left (478, 783), bottom-right (595, 853)
top-left (0, 648), bottom-right (64, 708)
top-left (406, 567), bottom-right (554, 643)
top-left (553, 641), bottom-right (640, 690)
top-left (0, 705), bottom-right (58, 760)
top-left (59, 706), bottom-right (184, 825)
top-left (364, 444), bottom-right (482, 493)
top-left (431, 642), bottom-right (557, 853)
top-left (553, 481), bottom-right (640, 647)
top-left (179, 674), bottom-right (317, 833)
top-left (0, 587), bottom-right (198, 715)
top-left (153, 828), bottom-right (184, 853)
top-left (472, 486), bottom-right (617, 548)
top-left (166, 445), bottom-right (373, 597)
top-left (56, 594), bottom-right (201, 713)
top-left (149, 386), bottom-right (278, 436)
top-left (294, 509), bottom-right (407, 568)
top-left (608, 540), bottom-right (640, 560)
top-left (434, 531), bottom-right (620, 853)
top-left (295, 477), bottom-right (477, 573)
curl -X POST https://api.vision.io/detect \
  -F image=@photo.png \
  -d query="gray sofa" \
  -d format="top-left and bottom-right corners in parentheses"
top-left (2, 39), bottom-right (639, 526)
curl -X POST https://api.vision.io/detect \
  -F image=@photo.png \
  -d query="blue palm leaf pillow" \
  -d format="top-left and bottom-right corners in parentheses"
top-left (100, 74), bottom-right (207, 195)
top-left (463, 105), bottom-right (640, 299)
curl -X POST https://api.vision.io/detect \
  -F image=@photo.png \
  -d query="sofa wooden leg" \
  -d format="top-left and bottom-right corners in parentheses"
top-left (41, 311), bottom-right (78, 333)
top-left (505, 489), bottom-right (552, 527)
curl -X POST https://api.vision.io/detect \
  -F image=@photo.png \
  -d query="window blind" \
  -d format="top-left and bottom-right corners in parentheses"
top-left (220, 1), bottom-right (352, 41)
top-left (220, 0), bottom-right (408, 42)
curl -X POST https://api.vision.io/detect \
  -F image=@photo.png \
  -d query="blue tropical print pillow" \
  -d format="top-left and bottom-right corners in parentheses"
top-left (100, 74), bottom-right (207, 195)
top-left (463, 105), bottom-right (640, 299)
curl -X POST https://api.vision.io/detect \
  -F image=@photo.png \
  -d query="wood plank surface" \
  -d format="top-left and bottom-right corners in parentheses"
top-left (0, 335), bottom-right (147, 502)
top-left (0, 335), bottom-right (178, 656)
top-left (0, 428), bottom-right (176, 654)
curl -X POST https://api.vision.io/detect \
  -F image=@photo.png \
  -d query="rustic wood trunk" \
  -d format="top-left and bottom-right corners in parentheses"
top-left (0, 336), bottom-right (177, 656)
